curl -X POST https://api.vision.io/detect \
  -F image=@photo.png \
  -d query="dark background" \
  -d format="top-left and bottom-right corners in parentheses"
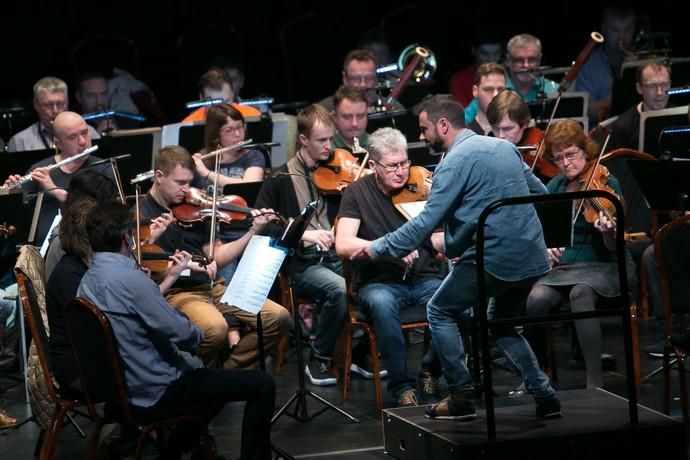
top-left (2, 1), bottom-right (688, 135)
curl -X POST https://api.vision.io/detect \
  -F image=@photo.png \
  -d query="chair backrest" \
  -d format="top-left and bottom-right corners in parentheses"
top-left (654, 214), bottom-right (690, 321)
top-left (63, 297), bottom-right (133, 421)
top-left (14, 270), bottom-right (60, 400)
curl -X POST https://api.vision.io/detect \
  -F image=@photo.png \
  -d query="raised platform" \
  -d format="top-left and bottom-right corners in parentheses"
top-left (382, 389), bottom-right (687, 459)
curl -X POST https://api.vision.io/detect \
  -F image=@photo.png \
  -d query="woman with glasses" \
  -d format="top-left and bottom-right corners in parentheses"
top-left (192, 103), bottom-right (267, 283)
top-left (525, 119), bottom-right (636, 389)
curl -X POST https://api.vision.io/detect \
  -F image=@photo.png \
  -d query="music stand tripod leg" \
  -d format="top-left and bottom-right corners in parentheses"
top-left (271, 274), bottom-right (358, 425)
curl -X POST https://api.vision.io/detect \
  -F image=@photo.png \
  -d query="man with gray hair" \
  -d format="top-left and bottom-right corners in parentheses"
top-left (336, 127), bottom-right (445, 407)
top-left (8, 76), bottom-right (99, 152)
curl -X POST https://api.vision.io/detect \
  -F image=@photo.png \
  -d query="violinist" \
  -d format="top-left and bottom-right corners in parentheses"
top-left (467, 63), bottom-right (507, 135)
top-left (331, 85), bottom-right (370, 154)
top-left (335, 127), bottom-right (446, 407)
top-left (525, 119), bottom-right (637, 389)
top-left (140, 145), bottom-right (290, 370)
top-left (486, 90), bottom-right (558, 186)
top-left (256, 104), bottom-right (350, 386)
top-left (192, 102), bottom-right (267, 282)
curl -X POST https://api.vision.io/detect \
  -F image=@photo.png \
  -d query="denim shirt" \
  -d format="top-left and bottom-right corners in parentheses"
top-left (371, 130), bottom-right (550, 282)
top-left (78, 252), bottom-right (203, 407)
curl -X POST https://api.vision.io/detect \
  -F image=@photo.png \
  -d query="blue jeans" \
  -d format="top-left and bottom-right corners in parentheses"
top-left (217, 259), bottom-right (239, 284)
top-left (357, 278), bottom-right (441, 397)
top-left (428, 261), bottom-right (554, 398)
top-left (294, 260), bottom-right (347, 361)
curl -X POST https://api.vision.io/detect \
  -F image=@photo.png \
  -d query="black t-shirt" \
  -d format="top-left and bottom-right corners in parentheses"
top-left (138, 193), bottom-right (211, 286)
top-left (45, 254), bottom-right (87, 388)
top-left (338, 174), bottom-right (444, 289)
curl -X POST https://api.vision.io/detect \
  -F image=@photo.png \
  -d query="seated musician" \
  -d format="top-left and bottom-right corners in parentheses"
top-left (525, 119), bottom-right (637, 389)
top-left (140, 145), bottom-right (290, 369)
top-left (192, 102), bottom-right (267, 282)
top-left (335, 127), bottom-right (446, 407)
top-left (331, 85), bottom-right (370, 154)
top-left (3, 111), bottom-right (114, 246)
top-left (467, 63), bottom-right (507, 135)
top-left (78, 201), bottom-right (274, 459)
top-left (486, 89), bottom-right (558, 185)
top-left (182, 67), bottom-right (260, 123)
top-left (255, 104), bottom-right (350, 386)
top-left (7, 76), bottom-right (99, 152)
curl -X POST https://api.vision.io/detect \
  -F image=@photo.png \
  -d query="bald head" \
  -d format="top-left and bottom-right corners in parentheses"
top-left (53, 111), bottom-right (91, 156)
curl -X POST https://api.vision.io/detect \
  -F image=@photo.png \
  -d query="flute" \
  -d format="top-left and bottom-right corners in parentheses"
top-left (199, 139), bottom-right (253, 161)
top-left (1, 145), bottom-right (99, 193)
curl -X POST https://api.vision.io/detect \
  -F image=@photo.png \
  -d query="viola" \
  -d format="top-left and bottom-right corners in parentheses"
top-left (391, 166), bottom-right (433, 205)
top-left (172, 187), bottom-right (254, 227)
top-left (572, 163), bottom-right (619, 224)
top-left (132, 225), bottom-right (210, 278)
top-left (312, 149), bottom-right (371, 194)
top-left (519, 127), bottom-right (559, 179)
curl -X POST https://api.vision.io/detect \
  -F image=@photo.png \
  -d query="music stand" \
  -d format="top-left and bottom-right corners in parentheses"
top-left (639, 106), bottom-right (690, 155)
top-left (270, 201), bottom-right (358, 425)
top-left (222, 182), bottom-right (263, 208)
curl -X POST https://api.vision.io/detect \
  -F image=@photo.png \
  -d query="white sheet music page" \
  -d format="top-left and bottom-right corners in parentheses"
top-left (394, 200), bottom-right (427, 221)
top-left (221, 235), bottom-right (287, 314)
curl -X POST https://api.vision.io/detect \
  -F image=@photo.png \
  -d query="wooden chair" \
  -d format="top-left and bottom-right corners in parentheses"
top-left (336, 260), bottom-right (430, 415)
top-left (64, 297), bottom-right (215, 459)
top-left (651, 214), bottom-right (690, 435)
top-left (14, 269), bottom-right (86, 460)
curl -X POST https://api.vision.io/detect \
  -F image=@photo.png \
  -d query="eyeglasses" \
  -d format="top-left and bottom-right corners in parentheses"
top-left (345, 74), bottom-right (377, 85)
top-left (551, 149), bottom-right (582, 165)
top-left (640, 81), bottom-right (671, 91)
top-left (39, 101), bottom-right (67, 110)
top-left (220, 124), bottom-right (245, 135)
top-left (374, 159), bottom-right (411, 172)
top-left (508, 56), bottom-right (540, 65)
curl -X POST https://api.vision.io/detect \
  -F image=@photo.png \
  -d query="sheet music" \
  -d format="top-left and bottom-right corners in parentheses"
top-left (394, 200), bottom-right (427, 221)
top-left (39, 213), bottom-right (61, 257)
top-left (221, 235), bottom-right (287, 314)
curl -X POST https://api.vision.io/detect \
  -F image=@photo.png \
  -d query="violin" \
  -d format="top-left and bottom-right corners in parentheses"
top-left (133, 225), bottom-right (210, 278)
top-left (572, 163), bottom-right (619, 224)
top-left (519, 127), bottom-right (559, 179)
top-left (171, 187), bottom-right (254, 227)
top-left (391, 166), bottom-right (433, 221)
top-left (312, 148), bottom-right (371, 194)
top-left (391, 166), bottom-right (433, 205)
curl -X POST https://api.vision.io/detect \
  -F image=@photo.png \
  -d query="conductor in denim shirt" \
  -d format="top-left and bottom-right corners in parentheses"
top-left (349, 94), bottom-right (562, 421)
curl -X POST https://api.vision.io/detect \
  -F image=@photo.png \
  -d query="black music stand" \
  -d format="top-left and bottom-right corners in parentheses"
top-left (270, 201), bottom-right (358, 425)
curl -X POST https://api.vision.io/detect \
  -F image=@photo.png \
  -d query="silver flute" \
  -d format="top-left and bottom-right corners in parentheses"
top-left (1, 145), bottom-right (99, 194)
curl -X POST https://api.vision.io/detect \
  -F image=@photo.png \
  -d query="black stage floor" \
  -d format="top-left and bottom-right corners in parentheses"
top-left (1, 316), bottom-right (689, 459)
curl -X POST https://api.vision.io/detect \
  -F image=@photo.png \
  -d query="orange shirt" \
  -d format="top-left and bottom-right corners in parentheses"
top-left (182, 103), bottom-right (261, 123)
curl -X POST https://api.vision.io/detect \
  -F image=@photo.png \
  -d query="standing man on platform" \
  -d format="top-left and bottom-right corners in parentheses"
top-left (349, 95), bottom-right (561, 420)
top-left (7, 77), bottom-right (99, 152)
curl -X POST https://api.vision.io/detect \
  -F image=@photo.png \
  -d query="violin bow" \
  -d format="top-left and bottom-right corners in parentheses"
top-left (352, 137), bottom-right (369, 181)
top-left (572, 132), bottom-right (612, 225)
top-left (134, 184), bottom-right (143, 266)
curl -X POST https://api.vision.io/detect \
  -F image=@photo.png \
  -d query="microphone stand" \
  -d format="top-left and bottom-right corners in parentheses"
top-left (271, 199), bottom-right (358, 425)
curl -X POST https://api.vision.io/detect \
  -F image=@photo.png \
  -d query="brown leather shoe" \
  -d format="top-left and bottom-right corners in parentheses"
top-left (0, 409), bottom-right (18, 429)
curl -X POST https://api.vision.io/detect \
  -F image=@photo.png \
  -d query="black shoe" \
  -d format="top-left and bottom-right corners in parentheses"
top-left (646, 339), bottom-right (666, 358)
top-left (670, 333), bottom-right (690, 352)
top-left (535, 395), bottom-right (562, 419)
top-left (305, 358), bottom-right (336, 386)
top-left (425, 395), bottom-right (476, 421)
top-left (350, 353), bottom-right (388, 379)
